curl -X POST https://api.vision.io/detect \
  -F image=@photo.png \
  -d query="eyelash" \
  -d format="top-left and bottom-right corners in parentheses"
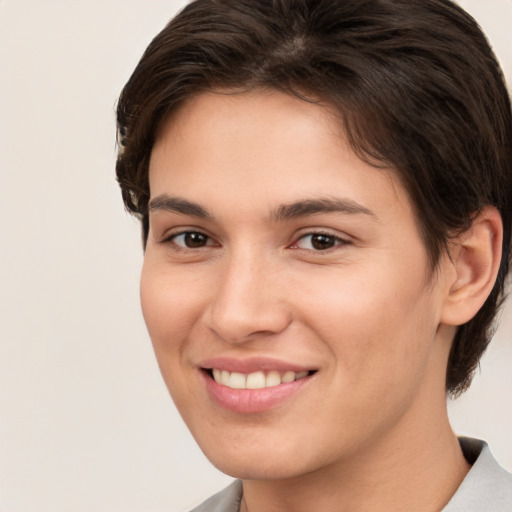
top-left (161, 230), bottom-right (350, 252)
top-left (291, 232), bottom-right (351, 252)
top-left (161, 230), bottom-right (217, 249)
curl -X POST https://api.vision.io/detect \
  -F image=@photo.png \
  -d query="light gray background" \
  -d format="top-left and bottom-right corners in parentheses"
top-left (0, 1), bottom-right (510, 511)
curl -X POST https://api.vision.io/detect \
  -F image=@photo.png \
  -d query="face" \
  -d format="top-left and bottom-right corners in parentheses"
top-left (142, 90), bottom-right (454, 480)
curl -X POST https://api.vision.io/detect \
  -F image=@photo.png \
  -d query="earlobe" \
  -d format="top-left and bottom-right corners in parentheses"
top-left (440, 206), bottom-right (503, 326)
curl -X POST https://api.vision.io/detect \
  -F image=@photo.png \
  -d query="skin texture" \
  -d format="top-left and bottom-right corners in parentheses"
top-left (141, 90), bottom-right (501, 511)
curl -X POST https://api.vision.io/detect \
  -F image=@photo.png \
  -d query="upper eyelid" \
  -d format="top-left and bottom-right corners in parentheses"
top-left (287, 231), bottom-right (352, 252)
top-left (174, 232), bottom-right (218, 248)
top-left (297, 234), bottom-right (347, 243)
top-left (157, 231), bottom-right (220, 253)
top-left (292, 229), bottom-right (351, 242)
top-left (159, 227), bottom-right (215, 242)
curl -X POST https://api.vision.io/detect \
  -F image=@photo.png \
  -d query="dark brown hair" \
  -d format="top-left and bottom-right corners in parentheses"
top-left (116, 0), bottom-right (512, 395)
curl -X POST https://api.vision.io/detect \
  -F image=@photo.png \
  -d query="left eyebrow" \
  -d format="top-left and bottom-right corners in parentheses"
top-left (271, 197), bottom-right (377, 222)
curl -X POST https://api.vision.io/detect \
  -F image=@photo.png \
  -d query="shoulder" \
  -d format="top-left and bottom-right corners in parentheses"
top-left (443, 438), bottom-right (512, 512)
top-left (189, 480), bottom-right (243, 512)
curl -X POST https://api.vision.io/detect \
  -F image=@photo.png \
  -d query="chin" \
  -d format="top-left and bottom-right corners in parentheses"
top-left (193, 430), bottom-right (323, 481)
top-left (208, 453), bottom-right (312, 481)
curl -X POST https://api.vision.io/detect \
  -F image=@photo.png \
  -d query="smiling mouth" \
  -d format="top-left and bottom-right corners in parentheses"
top-left (205, 369), bottom-right (315, 390)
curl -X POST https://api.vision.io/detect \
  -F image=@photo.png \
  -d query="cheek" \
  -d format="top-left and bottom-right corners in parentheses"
top-left (298, 263), bottom-right (438, 385)
top-left (140, 261), bottom-right (205, 409)
top-left (298, 277), bottom-right (440, 453)
top-left (139, 260), bottom-right (200, 357)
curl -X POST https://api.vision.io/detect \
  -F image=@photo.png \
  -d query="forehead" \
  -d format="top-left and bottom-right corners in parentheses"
top-left (149, 90), bottom-right (412, 224)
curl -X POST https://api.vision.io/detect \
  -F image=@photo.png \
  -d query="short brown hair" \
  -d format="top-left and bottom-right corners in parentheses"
top-left (116, 0), bottom-right (512, 395)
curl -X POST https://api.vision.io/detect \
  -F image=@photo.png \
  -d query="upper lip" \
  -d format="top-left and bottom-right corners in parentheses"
top-left (199, 356), bottom-right (315, 374)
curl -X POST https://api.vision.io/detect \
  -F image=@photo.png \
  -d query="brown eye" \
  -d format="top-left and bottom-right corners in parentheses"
top-left (171, 232), bottom-right (211, 248)
top-left (294, 232), bottom-right (347, 251)
top-left (310, 234), bottom-right (336, 250)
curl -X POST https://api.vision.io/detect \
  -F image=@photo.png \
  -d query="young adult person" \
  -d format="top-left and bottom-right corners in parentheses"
top-left (115, 1), bottom-right (512, 510)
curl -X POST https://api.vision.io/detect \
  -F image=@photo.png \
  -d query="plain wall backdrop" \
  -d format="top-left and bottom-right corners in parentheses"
top-left (0, 1), bottom-right (510, 511)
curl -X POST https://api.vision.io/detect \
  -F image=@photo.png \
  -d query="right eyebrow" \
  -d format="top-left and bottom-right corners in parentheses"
top-left (148, 194), bottom-right (214, 220)
top-left (271, 197), bottom-right (377, 222)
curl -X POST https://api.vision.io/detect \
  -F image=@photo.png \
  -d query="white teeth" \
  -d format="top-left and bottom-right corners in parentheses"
top-left (265, 371), bottom-right (281, 387)
top-left (229, 372), bottom-right (246, 389)
top-left (246, 371), bottom-right (266, 389)
top-left (211, 369), bottom-right (310, 389)
top-left (281, 371), bottom-right (295, 383)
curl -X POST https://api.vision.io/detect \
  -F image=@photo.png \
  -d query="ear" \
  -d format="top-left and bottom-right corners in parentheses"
top-left (440, 206), bottom-right (503, 326)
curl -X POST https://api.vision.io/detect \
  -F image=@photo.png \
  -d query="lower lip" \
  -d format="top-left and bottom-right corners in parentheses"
top-left (202, 372), bottom-right (314, 414)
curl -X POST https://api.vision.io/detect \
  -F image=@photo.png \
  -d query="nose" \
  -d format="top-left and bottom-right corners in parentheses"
top-left (204, 249), bottom-right (292, 344)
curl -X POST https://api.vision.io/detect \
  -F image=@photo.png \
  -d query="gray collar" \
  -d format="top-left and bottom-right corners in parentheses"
top-left (442, 437), bottom-right (512, 511)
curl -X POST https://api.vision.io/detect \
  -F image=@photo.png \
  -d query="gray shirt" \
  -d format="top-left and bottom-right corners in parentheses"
top-left (190, 438), bottom-right (512, 511)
